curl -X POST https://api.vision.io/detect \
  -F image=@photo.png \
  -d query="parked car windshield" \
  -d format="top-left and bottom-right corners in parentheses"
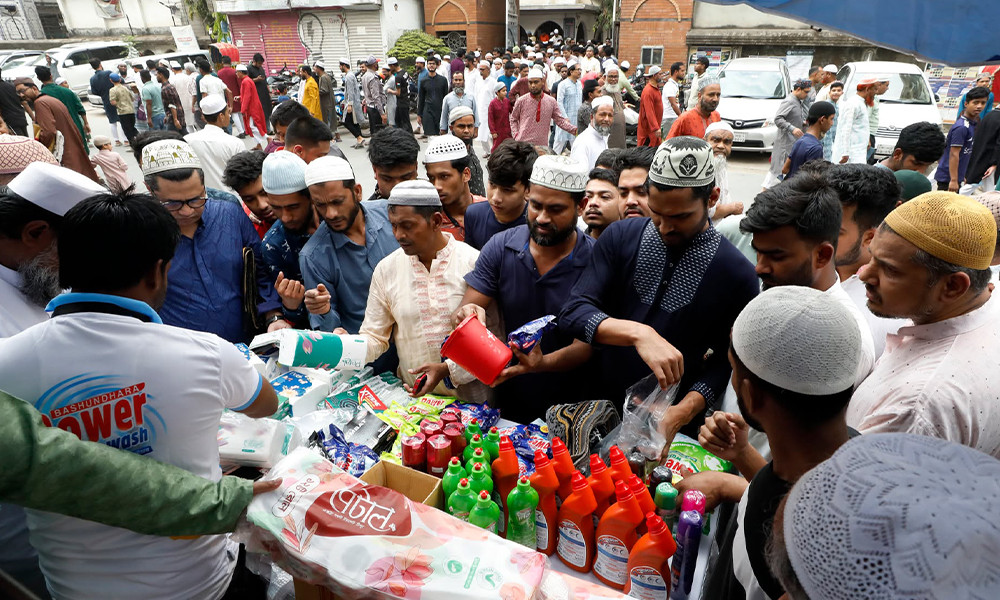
top-left (720, 69), bottom-right (787, 99)
top-left (867, 73), bottom-right (933, 104)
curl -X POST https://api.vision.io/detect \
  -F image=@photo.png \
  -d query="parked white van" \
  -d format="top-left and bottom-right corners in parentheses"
top-left (835, 61), bottom-right (942, 159)
top-left (2, 42), bottom-right (130, 100)
top-left (717, 57), bottom-right (791, 153)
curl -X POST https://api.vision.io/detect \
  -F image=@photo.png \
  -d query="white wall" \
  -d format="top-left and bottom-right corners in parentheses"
top-left (692, 2), bottom-right (809, 29)
top-left (57, 0), bottom-right (176, 35)
top-left (381, 0), bottom-right (423, 52)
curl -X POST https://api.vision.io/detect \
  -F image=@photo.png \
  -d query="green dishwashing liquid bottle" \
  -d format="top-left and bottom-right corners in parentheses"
top-left (447, 478), bottom-right (478, 522)
top-left (464, 434), bottom-right (485, 464)
top-left (465, 447), bottom-right (492, 476)
top-left (468, 462), bottom-right (494, 496)
top-left (469, 490), bottom-right (501, 533)
top-left (483, 427), bottom-right (501, 462)
top-left (464, 418), bottom-right (483, 442)
top-left (442, 457), bottom-right (468, 498)
top-left (507, 476), bottom-right (540, 549)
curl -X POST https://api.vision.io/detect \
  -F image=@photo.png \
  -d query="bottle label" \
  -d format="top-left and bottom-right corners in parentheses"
top-left (628, 566), bottom-right (668, 600)
top-left (594, 535), bottom-right (629, 584)
top-left (536, 509), bottom-right (549, 550)
top-left (452, 510), bottom-right (470, 521)
top-left (557, 519), bottom-right (588, 568)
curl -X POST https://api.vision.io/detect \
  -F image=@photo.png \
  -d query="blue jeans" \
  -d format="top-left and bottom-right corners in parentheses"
top-left (151, 113), bottom-right (165, 130)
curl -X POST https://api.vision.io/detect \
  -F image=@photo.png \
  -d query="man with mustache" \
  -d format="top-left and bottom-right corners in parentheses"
top-left (424, 134), bottom-right (487, 242)
top-left (582, 167), bottom-right (623, 239)
top-left (667, 75), bottom-right (722, 140)
top-left (616, 146), bottom-right (656, 218)
top-left (570, 96), bottom-right (614, 171)
top-left (738, 172), bottom-right (875, 387)
top-left (455, 155), bottom-right (596, 422)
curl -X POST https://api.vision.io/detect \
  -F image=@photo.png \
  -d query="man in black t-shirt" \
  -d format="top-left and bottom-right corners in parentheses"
top-left (390, 59), bottom-right (412, 132)
top-left (677, 285), bottom-right (862, 600)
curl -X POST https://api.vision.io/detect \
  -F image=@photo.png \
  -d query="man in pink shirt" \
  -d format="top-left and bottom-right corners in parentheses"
top-left (510, 68), bottom-right (576, 148)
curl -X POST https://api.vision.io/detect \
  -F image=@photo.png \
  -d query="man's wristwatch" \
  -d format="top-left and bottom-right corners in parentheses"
top-left (265, 314), bottom-right (287, 327)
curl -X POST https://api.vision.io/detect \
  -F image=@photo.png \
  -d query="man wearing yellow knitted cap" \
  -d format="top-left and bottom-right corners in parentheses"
top-left (848, 191), bottom-right (1000, 458)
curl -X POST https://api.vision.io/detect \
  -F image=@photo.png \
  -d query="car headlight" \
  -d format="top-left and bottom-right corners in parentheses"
top-left (763, 119), bottom-right (773, 128)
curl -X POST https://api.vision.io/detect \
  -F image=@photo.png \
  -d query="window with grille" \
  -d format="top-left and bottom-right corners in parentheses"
top-left (640, 47), bottom-right (663, 66)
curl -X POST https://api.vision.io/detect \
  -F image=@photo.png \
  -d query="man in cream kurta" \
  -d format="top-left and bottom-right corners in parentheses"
top-left (351, 180), bottom-right (494, 404)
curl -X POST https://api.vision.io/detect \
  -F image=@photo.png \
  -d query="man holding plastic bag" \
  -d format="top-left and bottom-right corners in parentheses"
top-left (560, 136), bottom-right (759, 441)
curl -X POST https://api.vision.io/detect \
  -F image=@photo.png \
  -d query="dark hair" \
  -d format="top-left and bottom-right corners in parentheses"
top-left (588, 167), bottom-right (618, 188)
top-left (368, 126), bottom-right (420, 168)
top-left (144, 167), bottom-right (205, 193)
top-left (582, 79), bottom-right (600, 101)
top-left (740, 173), bottom-right (842, 247)
top-left (0, 188), bottom-right (61, 238)
top-left (696, 56), bottom-right (710, 67)
top-left (615, 146), bottom-right (655, 173)
top-left (284, 116), bottom-right (333, 147)
top-left (139, 69), bottom-right (151, 83)
top-left (894, 122), bottom-right (947, 163)
top-left (505, 61), bottom-right (516, 70)
top-left (271, 99), bottom-right (311, 128)
top-left (222, 150), bottom-right (267, 192)
top-left (89, 57), bottom-right (102, 70)
top-left (649, 179), bottom-right (715, 202)
top-left (669, 61), bottom-right (684, 75)
top-left (155, 66), bottom-right (170, 80)
top-left (731, 344), bottom-right (854, 424)
top-left (59, 190), bottom-right (179, 291)
top-left (487, 140), bottom-right (538, 187)
top-left (196, 59), bottom-right (211, 73)
top-left (881, 222), bottom-right (993, 293)
top-left (829, 80), bottom-right (844, 90)
top-left (798, 159), bottom-right (833, 176)
top-left (389, 203), bottom-right (440, 222)
top-left (34, 65), bottom-right (51, 81)
top-left (145, 59), bottom-right (156, 70)
top-left (456, 49), bottom-right (466, 58)
top-left (221, 56), bottom-right (232, 65)
top-left (966, 86), bottom-right (990, 102)
top-left (808, 65), bottom-right (821, 76)
top-left (131, 129), bottom-right (184, 163)
top-left (253, 53), bottom-right (264, 63)
top-left (825, 164), bottom-right (900, 231)
top-left (595, 148), bottom-right (624, 170)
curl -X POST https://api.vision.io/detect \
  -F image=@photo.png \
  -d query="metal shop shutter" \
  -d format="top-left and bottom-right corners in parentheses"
top-left (296, 9), bottom-right (350, 68)
top-left (345, 9), bottom-right (383, 65)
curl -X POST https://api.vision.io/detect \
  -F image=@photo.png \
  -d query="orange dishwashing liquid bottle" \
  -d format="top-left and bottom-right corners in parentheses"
top-left (593, 480), bottom-right (645, 590)
top-left (528, 449), bottom-right (560, 555)
top-left (608, 445), bottom-right (633, 485)
top-left (550, 437), bottom-right (576, 505)
top-left (587, 453), bottom-right (616, 517)
top-left (492, 436), bottom-right (520, 539)
top-left (628, 474), bottom-right (657, 535)
top-left (624, 512), bottom-right (677, 599)
top-left (556, 471), bottom-right (598, 572)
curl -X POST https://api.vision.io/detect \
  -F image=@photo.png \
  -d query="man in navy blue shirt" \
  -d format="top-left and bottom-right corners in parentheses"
top-left (560, 137), bottom-right (759, 438)
top-left (464, 140), bottom-right (536, 250)
top-left (457, 155), bottom-right (594, 423)
top-left (783, 101), bottom-right (836, 179)
top-left (935, 85), bottom-right (990, 192)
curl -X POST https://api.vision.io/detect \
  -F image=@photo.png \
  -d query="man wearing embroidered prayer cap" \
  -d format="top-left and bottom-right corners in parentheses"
top-left (184, 93), bottom-right (244, 191)
top-left (259, 151), bottom-right (317, 328)
top-left (510, 66), bottom-right (577, 147)
top-left (848, 191), bottom-right (1000, 459)
top-left (0, 134), bottom-right (58, 185)
top-left (677, 285), bottom-right (863, 600)
top-left (343, 179), bottom-right (493, 404)
top-left (456, 154), bottom-right (596, 422)
top-left (140, 138), bottom-right (283, 343)
top-left (0, 161), bottom-right (105, 592)
top-left (561, 135), bottom-right (759, 437)
top-left (300, 155), bottom-right (398, 333)
top-left (570, 96), bottom-right (613, 171)
top-left (770, 433), bottom-right (1000, 600)
top-left (424, 133), bottom-right (486, 242)
top-left (448, 105), bottom-right (485, 197)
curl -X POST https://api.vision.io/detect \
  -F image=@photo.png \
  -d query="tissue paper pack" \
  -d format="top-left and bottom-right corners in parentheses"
top-left (271, 372), bottom-right (332, 419)
top-left (244, 448), bottom-right (548, 599)
top-left (218, 413), bottom-right (287, 468)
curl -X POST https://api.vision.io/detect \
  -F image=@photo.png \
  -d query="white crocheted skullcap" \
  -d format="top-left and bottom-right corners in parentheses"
top-left (423, 134), bottom-right (469, 164)
top-left (591, 96), bottom-right (614, 110)
top-left (784, 433), bottom-right (1000, 600)
top-left (304, 155), bottom-right (355, 187)
top-left (732, 285), bottom-right (860, 395)
top-left (529, 155), bottom-right (588, 193)
top-left (388, 179), bottom-right (442, 208)
top-left (527, 68), bottom-right (545, 80)
top-left (975, 191), bottom-right (1000, 230)
top-left (448, 105), bottom-right (474, 124)
top-left (649, 136), bottom-right (716, 188)
top-left (705, 121), bottom-right (734, 137)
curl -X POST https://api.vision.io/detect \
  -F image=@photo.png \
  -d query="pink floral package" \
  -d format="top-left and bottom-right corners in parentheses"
top-left (243, 447), bottom-right (548, 599)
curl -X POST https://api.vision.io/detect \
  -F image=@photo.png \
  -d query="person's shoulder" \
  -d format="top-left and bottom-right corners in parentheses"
top-left (261, 220), bottom-right (285, 244)
top-left (300, 222), bottom-right (331, 257)
top-left (464, 200), bottom-right (493, 220)
top-left (713, 232), bottom-right (758, 279)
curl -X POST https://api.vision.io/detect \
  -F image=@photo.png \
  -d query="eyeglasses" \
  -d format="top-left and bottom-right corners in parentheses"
top-left (159, 195), bottom-right (208, 212)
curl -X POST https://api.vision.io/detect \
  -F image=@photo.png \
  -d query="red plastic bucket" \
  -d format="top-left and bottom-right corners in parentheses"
top-left (440, 314), bottom-right (512, 385)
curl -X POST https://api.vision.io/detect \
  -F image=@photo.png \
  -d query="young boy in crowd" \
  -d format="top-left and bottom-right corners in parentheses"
top-left (935, 85), bottom-right (990, 192)
top-left (89, 135), bottom-right (132, 191)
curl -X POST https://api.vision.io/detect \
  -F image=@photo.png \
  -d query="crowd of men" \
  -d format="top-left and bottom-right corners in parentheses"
top-left (1, 38), bottom-right (1000, 600)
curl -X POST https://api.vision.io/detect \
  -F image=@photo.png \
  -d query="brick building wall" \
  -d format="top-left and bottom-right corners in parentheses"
top-left (423, 0), bottom-right (506, 52)
top-left (617, 0), bottom-right (693, 69)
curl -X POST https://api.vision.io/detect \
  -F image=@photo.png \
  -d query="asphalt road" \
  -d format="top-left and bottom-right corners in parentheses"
top-left (83, 102), bottom-right (772, 205)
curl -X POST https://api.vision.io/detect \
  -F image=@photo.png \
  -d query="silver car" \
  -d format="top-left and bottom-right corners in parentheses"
top-left (717, 58), bottom-right (791, 153)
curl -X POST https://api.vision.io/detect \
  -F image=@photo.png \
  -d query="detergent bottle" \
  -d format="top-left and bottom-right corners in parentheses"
top-left (608, 445), bottom-right (634, 484)
top-left (550, 437), bottom-right (576, 504)
top-left (442, 457), bottom-right (468, 498)
top-left (465, 447), bottom-right (492, 476)
top-left (628, 474), bottom-right (657, 535)
top-left (468, 462), bottom-right (494, 497)
top-left (447, 478), bottom-right (478, 522)
top-left (593, 480), bottom-right (645, 589)
top-left (464, 433), bottom-right (485, 464)
top-left (491, 436), bottom-right (520, 539)
top-left (528, 449), bottom-right (560, 555)
top-left (483, 427), bottom-right (501, 461)
top-left (556, 472), bottom-right (598, 572)
top-left (464, 418), bottom-right (483, 442)
top-left (469, 490), bottom-right (501, 534)
top-left (506, 476), bottom-right (539, 549)
top-left (587, 453), bottom-right (616, 518)
top-left (624, 512), bottom-right (677, 599)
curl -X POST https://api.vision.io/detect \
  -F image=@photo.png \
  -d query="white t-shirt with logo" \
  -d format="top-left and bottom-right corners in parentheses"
top-left (662, 79), bottom-right (679, 120)
top-left (0, 294), bottom-right (263, 600)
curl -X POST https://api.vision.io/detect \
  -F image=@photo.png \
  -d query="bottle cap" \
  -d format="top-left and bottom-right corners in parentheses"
top-left (474, 448), bottom-right (485, 457)
top-left (609, 445), bottom-right (626, 463)
top-left (552, 437), bottom-right (568, 454)
top-left (589, 453), bottom-right (607, 473)
top-left (449, 456), bottom-right (461, 466)
top-left (614, 480), bottom-right (633, 502)
top-left (479, 490), bottom-right (490, 500)
top-left (681, 489), bottom-right (706, 514)
top-left (499, 437), bottom-right (514, 452)
top-left (472, 463), bottom-right (484, 474)
top-left (654, 482), bottom-right (678, 509)
top-left (627, 474), bottom-right (646, 494)
top-left (472, 433), bottom-right (482, 442)
top-left (646, 512), bottom-right (666, 533)
top-left (571, 471), bottom-right (589, 492)
top-left (490, 426), bottom-right (498, 433)
top-left (470, 418), bottom-right (479, 425)
top-left (459, 478), bottom-right (469, 487)
top-left (519, 476), bottom-right (530, 485)
top-left (534, 449), bottom-right (550, 468)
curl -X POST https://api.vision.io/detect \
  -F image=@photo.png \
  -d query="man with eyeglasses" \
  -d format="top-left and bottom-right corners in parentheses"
top-left (140, 138), bottom-right (285, 343)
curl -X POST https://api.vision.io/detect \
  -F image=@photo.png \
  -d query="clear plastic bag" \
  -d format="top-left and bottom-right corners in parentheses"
top-left (615, 374), bottom-right (679, 461)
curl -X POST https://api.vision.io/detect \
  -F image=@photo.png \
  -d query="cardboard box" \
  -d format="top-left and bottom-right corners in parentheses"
top-left (293, 461), bottom-right (444, 600)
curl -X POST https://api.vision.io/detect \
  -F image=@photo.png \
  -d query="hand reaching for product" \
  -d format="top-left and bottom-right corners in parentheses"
top-left (304, 284), bottom-right (331, 315)
top-left (275, 271), bottom-right (305, 310)
top-left (698, 411), bottom-right (750, 463)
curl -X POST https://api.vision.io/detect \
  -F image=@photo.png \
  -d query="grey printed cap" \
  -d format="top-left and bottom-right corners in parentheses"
top-left (649, 136), bottom-right (715, 187)
top-left (529, 155), bottom-right (588, 193)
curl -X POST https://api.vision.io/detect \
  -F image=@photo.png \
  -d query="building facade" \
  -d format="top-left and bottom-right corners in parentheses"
top-left (421, 0), bottom-right (506, 53)
top-left (519, 0), bottom-right (600, 46)
top-left (615, 0), bottom-right (693, 70)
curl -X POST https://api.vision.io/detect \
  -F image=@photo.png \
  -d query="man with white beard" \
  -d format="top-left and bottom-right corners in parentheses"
top-left (474, 60), bottom-right (495, 158)
top-left (571, 96), bottom-right (614, 170)
top-left (704, 121), bottom-right (744, 223)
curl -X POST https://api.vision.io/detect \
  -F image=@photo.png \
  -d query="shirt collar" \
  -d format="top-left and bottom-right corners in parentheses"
top-left (46, 292), bottom-right (163, 324)
top-left (0, 263), bottom-right (21, 289)
top-left (332, 202), bottom-right (385, 249)
top-left (408, 232), bottom-right (457, 268)
top-left (895, 293), bottom-right (999, 341)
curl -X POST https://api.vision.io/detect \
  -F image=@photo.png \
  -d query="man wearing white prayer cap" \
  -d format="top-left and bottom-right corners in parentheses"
top-left (561, 136), bottom-right (759, 433)
top-left (510, 65), bottom-right (577, 147)
top-left (769, 432), bottom-right (1000, 600)
top-left (448, 105), bottom-right (485, 197)
top-left (140, 138), bottom-right (284, 343)
top-left (299, 155), bottom-right (398, 333)
top-left (439, 69), bottom-right (478, 142)
top-left (675, 284), bottom-right (862, 599)
top-left (348, 179), bottom-right (493, 405)
top-left (424, 134), bottom-right (486, 242)
top-left (570, 96), bottom-right (614, 170)
top-left (184, 94), bottom-right (244, 191)
top-left (704, 120), bottom-right (741, 220)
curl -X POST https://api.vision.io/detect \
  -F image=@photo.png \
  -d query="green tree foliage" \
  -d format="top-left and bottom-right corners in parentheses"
top-left (388, 30), bottom-right (451, 72)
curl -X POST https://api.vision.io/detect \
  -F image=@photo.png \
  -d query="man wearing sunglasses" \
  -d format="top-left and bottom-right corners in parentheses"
top-left (139, 138), bottom-right (284, 343)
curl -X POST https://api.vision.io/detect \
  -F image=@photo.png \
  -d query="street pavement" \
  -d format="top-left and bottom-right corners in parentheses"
top-left (84, 103), bottom-right (772, 206)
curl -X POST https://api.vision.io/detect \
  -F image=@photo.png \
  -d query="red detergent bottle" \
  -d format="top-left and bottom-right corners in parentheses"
top-left (556, 471), bottom-right (598, 572)
top-left (624, 512), bottom-right (677, 599)
top-left (550, 437), bottom-right (576, 504)
top-left (593, 480), bottom-right (645, 590)
top-left (491, 436), bottom-right (520, 539)
top-left (528, 449), bottom-right (560, 555)
top-left (587, 453), bottom-right (616, 517)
